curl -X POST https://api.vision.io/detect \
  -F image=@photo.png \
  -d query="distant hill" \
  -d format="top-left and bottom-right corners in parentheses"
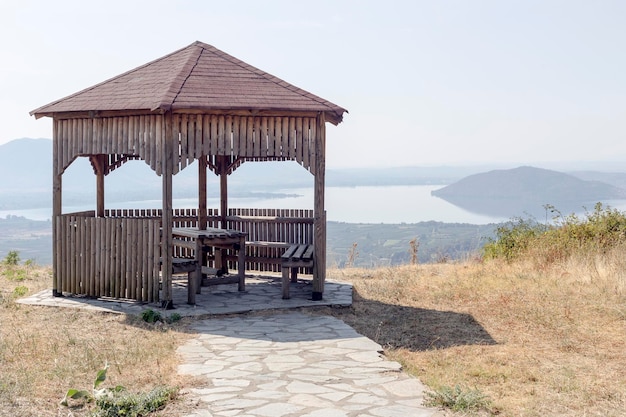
top-left (431, 166), bottom-right (626, 218)
top-left (0, 138), bottom-right (477, 211)
top-left (0, 138), bottom-right (52, 192)
top-left (568, 170), bottom-right (626, 190)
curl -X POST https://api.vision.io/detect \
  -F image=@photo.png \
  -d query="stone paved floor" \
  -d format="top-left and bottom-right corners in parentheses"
top-left (178, 313), bottom-right (444, 417)
top-left (18, 275), bottom-right (444, 416)
top-left (18, 275), bottom-right (353, 317)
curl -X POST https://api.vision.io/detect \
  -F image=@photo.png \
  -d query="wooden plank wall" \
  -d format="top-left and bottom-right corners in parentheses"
top-left (55, 208), bottom-right (312, 301)
top-left (227, 208), bottom-right (314, 273)
top-left (55, 213), bottom-right (161, 302)
top-left (54, 115), bottom-right (317, 176)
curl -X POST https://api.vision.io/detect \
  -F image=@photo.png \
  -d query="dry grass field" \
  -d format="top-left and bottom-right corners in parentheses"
top-left (1, 242), bottom-right (625, 416)
top-left (325, 253), bottom-right (626, 416)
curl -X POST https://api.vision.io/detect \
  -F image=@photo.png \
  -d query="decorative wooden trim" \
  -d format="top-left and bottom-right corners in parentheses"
top-left (53, 114), bottom-right (319, 176)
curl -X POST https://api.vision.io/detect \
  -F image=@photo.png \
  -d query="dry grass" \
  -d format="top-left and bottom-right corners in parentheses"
top-left (2, 247), bottom-right (625, 416)
top-left (324, 252), bottom-right (626, 416)
top-left (0, 263), bottom-right (199, 417)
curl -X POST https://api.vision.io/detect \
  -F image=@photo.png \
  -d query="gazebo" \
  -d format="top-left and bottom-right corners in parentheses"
top-left (30, 41), bottom-right (346, 308)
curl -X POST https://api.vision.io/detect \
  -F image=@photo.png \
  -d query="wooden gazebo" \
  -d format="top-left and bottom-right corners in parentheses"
top-left (30, 41), bottom-right (346, 307)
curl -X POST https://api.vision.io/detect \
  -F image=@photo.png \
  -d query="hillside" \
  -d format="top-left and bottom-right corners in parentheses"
top-left (431, 166), bottom-right (626, 218)
top-left (0, 215), bottom-right (497, 267)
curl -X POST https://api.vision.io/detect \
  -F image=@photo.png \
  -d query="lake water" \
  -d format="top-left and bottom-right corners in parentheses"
top-left (0, 185), bottom-right (506, 224)
top-left (5, 184), bottom-right (626, 225)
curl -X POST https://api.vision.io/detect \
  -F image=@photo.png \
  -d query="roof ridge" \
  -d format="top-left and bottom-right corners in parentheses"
top-left (199, 42), bottom-right (338, 112)
top-left (30, 43), bottom-right (197, 116)
top-left (153, 42), bottom-right (204, 112)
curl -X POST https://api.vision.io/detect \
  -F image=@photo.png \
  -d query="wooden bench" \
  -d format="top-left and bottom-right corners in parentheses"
top-left (281, 244), bottom-right (314, 299)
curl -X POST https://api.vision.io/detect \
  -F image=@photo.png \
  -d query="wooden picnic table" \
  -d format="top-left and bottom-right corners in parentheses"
top-left (172, 227), bottom-right (247, 303)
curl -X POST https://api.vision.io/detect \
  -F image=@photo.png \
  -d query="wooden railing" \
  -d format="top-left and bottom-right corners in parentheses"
top-left (226, 208), bottom-right (314, 273)
top-left (56, 208), bottom-right (314, 301)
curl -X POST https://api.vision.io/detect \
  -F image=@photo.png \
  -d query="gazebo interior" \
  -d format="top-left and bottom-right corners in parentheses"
top-left (30, 41), bottom-right (346, 308)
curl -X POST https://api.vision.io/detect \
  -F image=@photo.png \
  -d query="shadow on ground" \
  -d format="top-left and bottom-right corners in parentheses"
top-left (323, 289), bottom-right (497, 351)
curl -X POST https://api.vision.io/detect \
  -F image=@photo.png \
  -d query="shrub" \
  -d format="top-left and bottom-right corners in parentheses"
top-left (12, 286), bottom-right (28, 297)
top-left (61, 363), bottom-right (177, 416)
top-left (141, 309), bottom-right (162, 324)
top-left (93, 385), bottom-right (176, 417)
top-left (2, 251), bottom-right (20, 266)
top-left (424, 384), bottom-right (492, 412)
top-left (482, 217), bottom-right (543, 261)
top-left (483, 203), bottom-right (626, 263)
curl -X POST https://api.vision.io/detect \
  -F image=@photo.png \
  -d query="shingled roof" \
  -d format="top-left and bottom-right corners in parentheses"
top-left (31, 41), bottom-right (346, 125)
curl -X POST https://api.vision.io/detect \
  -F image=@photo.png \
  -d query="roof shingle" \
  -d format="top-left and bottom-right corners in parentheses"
top-left (31, 41), bottom-right (346, 124)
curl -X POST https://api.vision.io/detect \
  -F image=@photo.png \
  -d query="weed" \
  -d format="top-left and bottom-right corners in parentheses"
top-left (424, 384), bottom-right (492, 412)
top-left (141, 309), bottom-right (162, 323)
top-left (167, 313), bottom-right (182, 323)
top-left (94, 385), bottom-right (176, 417)
top-left (2, 251), bottom-right (20, 266)
top-left (61, 363), bottom-right (176, 416)
top-left (12, 286), bottom-right (28, 297)
top-left (4, 268), bottom-right (26, 282)
top-left (140, 309), bottom-right (182, 325)
top-left (409, 238), bottom-right (419, 265)
top-left (345, 242), bottom-right (359, 268)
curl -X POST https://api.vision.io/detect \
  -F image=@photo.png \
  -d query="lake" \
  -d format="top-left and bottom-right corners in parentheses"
top-left (4, 184), bottom-right (626, 225)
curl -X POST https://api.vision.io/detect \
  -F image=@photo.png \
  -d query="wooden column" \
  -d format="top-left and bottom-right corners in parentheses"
top-left (216, 155), bottom-right (229, 274)
top-left (312, 113), bottom-right (326, 301)
top-left (52, 120), bottom-right (62, 297)
top-left (94, 155), bottom-right (106, 217)
top-left (218, 155), bottom-right (228, 229)
top-left (198, 155), bottom-right (207, 230)
top-left (160, 114), bottom-right (174, 308)
top-left (198, 155), bottom-right (208, 283)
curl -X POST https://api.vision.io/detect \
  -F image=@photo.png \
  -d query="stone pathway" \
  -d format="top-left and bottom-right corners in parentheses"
top-left (177, 312), bottom-right (443, 417)
top-left (19, 276), bottom-right (443, 416)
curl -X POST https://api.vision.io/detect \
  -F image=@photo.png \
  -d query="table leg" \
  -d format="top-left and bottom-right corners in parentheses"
top-left (238, 236), bottom-right (246, 291)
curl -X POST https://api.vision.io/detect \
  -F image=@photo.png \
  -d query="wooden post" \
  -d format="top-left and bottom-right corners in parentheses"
top-left (161, 114), bottom-right (174, 308)
top-left (95, 155), bottom-right (105, 217)
top-left (216, 155), bottom-right (228, 273)
top-left (198, 155), bottom-right (208, 284)
top-left (198, 155), bottom-right (207, 230)
top-left (52, 120), bottom-right (62, 297)
top-left (312, 113), bottom-right (326, 301)
top-left (219, 155), bottom-right (228, 229)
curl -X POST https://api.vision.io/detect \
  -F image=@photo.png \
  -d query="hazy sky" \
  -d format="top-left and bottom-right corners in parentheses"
top-left (1, 0), bottom-right (625, 168)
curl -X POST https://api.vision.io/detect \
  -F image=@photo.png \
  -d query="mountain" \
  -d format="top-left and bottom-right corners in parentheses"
top-left (0, 138), bottom-right (479, 210)
top-left (0, 138), bottom-right (52, 192)
top-left (0, 138), bottom-right (313, 209)
top-left (431, 166), bottom-right (626, 218)
top-left (568, 170), bottom-right (626, 190)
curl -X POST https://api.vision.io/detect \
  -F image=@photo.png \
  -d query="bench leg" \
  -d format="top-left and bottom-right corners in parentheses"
top-left (290, 267), bottom-right (298, 283)
top-left (282, 267), bottom-right (290, 299)
top-left (187, 270), bottom-right (196, 305)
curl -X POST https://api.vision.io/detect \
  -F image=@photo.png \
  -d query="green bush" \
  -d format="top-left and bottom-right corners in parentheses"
top-left (483, 203), bottom-right (626, 262)
top-left (140, 309), bottom-right (182, 325)
top-left (141, 309), bottom-right (162, 324)
top-left (482, 217), bottom-right (543, 261)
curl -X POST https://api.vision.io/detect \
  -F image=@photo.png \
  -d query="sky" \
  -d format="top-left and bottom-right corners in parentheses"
top-left (1, 0), bottom-right (625, 169)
